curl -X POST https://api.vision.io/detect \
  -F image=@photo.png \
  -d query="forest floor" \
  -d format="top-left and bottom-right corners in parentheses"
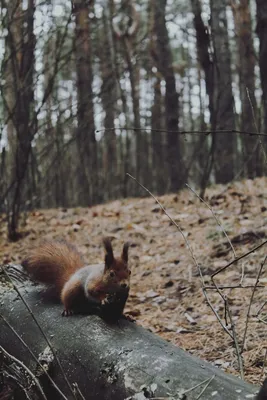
top-left (1, 177), bottom-right (267, 385)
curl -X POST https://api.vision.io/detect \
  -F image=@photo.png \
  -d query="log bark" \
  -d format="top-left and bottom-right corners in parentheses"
top-left (0, 280), bottom-right (258, 400)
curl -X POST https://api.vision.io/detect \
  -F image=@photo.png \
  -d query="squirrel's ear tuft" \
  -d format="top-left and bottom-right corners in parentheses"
top-left (121, 242), bottom-right (130, 263)
top-left (103, 237), bottom-right (114, 268)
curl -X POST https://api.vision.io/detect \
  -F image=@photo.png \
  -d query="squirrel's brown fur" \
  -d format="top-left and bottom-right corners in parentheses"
top-left (22, 238), bottom-right (131, 316)
top-left (22, 240), bottom-right (84, 291)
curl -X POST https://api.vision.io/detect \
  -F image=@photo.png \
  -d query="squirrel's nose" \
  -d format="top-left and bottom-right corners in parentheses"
top-left (121, 283), bottom-right (128, 288)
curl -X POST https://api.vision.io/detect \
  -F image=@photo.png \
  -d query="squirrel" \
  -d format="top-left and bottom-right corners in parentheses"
top-left (22, 238), bottom-right (131, 317)
top-left (256, 378), bottom-right (267, 400)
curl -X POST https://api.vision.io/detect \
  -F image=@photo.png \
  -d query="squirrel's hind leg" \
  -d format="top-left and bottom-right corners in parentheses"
top-left (61, 278), bottom-right (83, 317)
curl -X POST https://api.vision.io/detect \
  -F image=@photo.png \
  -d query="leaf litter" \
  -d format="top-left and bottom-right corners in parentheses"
top-left (1, 177), bottom-right (267, 384)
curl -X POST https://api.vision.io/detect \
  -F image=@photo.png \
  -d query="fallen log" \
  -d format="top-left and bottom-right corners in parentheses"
top-left (0, 278), bottom-right (259, 400)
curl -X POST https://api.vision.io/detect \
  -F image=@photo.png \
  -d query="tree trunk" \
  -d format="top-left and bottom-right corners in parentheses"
top-left (190, 0), bottom-right (215, 192)
top-left (232, 0), bottom-right (261, 178)
top-left (191, 0), bottom-right (214, 121)
top-left (2, 0), bottom-right (36, 241)
top-left (121, 25), bottom-right (142, 191)
top-left (153, 1), bottom-right (184, 192)
top-left (151, 77), bottom-right (165, 195)
top-left (0, 281), bottom-right (258, 400)
top-left (73, 0), bottom-right (98, 206)
top-left (100, 13), bottom-right (117, 201)
top-left (256, 0), bottom-right (267, 147)
top-left (210, 0), bottom-right (236, 184)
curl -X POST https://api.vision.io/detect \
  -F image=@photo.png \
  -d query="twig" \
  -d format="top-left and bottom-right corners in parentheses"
top-left (246, 88), bottom-right (267, 164)
top-left (241, 256), bottom-right (267, 351)
top-left (195, 374), bottom-right (215, 399)
top-left (183, 375), bottom-right (215, 395)
top-left (0, 345), bottom-right (48, 400)
top-left (211, 239), bottom-right (267, 279)
top-left (204, 284), bottom-right (264, 290)
top-left (186, 183), bottom-right (236, 257)
top-left (0, 314), bottom-right (68, 400)
top-left (2, 267), bottom-right (77, 399)
top-left (127, 173), bottom-right (233, 338)
top-left (186, 184), bottom-right (237, 328)
top-left (73, 382), bottom-right (86, 400)
top-left (257, 317), bottom-right (267, 325)
top-left (259, 348), bottom-right (267, 383)
top-left (149, 375), bottom-right (216, 399)
top-left (240, 261), bottom-right (245, 286)
top-left (225, 297), bottom-right (244, 379)
top-left (256, 301), bottom-right (267, 317)
top-left (96, 127), bottom-right (267, 137)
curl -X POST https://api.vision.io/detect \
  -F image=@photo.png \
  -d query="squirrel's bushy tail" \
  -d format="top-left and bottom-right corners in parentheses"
top-left (22, 240), bottom-right (84, 290)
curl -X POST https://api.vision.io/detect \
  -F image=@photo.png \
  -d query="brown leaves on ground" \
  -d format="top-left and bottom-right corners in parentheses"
top-left (1, 177), bottom-right (267, 384)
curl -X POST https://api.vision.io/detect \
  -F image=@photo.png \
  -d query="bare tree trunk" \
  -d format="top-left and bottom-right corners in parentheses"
top-left (210, 0), bottom-right (236, 184)
top-left (111, 0), bottom-right (140, 196)
top-left (123, 39), bottom-right (142, 186)
top-left (115, 1), bottom-right (142, 190)
top-left (1, 0), bottom-right (36, 241)
top-left (191, 0), bottom-right (215, 193)
top-left (153, 1), bottom-right (184, 192)
top-left (232, 0), bottom-right (260, 178)
top-left (100, 13), bottom-right (117, 201)
top-left (72, 0), bottom-right (98, 206)
top-left (256, 0), bottom-right (267, 151)
top-left (151, 77), bottom-right (165, 194)
top-left (191, 0), bottom-right (214, 121)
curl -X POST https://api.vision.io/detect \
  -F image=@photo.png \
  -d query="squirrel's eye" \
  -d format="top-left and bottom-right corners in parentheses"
top-left (109, 271), bottom-right (115, 278)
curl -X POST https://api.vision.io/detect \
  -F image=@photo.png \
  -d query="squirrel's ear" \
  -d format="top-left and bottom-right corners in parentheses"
top-left (121, 242), bottom-right (130, 263)
top-left (103, 237), bottom-right (114, 268)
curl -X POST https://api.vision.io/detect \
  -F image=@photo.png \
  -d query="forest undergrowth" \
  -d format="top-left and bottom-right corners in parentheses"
top-left (1, 177), bottom-right (267, 384)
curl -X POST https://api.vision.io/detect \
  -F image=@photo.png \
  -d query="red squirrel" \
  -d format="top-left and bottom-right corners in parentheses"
top-left (257, 378), bottom-right (267, 400)
top-left (22, 238), bottom-right (131, 316)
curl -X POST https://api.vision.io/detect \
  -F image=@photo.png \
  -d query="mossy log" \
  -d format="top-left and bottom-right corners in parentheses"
top-left (0, 277), bottom-right (259, 400)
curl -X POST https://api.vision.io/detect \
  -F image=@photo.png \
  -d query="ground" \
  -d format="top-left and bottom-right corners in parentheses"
top-left (1, 177), bottom-right (267, 385)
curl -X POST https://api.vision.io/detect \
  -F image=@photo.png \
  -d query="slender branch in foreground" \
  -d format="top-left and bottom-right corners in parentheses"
top-left (211, 239), bottom-right (267, 279)
top-left (186, 183), bottom-right (236, 257)
top-left (0, 314), bottom-right (68, 400)
top-left (186, 183), bottom-right (238, 327)
top-left (246, 88), bottom-right (267, 164)
top-left (259, 348), bottom-right (267, 383)
top-left (0, 345), bottom-right (48, 400)
top-left (149, 374), bottom-right (216, 399)
top-left (73, 383), bottom-right (86, 400)
top-left (256, 300), bottom-right (267, 317)
top-left (2, 267), bottom-right (77, 399)
top-left (97, 127), bottom-right (267, 137)
top-left (195, 374), bottom-right (215, 399)
top-left (225, 297), bottom-right (244, 380)
top-left (241, 255), bottom-right (267, 352)
top-left (204, 284), bottom-right (264, 290)
top-left (127, 173), bottom-right (233, 339)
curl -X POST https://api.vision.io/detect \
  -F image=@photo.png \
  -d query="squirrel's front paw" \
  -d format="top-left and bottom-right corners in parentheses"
top-left (122, 314), bottom-right (135, 322)
top-left (62, 309), bottom-right (74, 317)
top-left (102, 294), bottom-right (114, 305)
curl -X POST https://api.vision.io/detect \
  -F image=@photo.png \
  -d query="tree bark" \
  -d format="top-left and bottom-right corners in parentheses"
top-left (100, 12), bottom-right (117, 201)
top-left (191, 0), bottom-right (214, 121)
top-left (232, 0), bottom-right (260, 177)
top-left (0, 282), bottom-right (258, 400)
top-left (73, 0), bottom-right (98, 206)
top-left (210, 0), bottom-right (236, 184)
top-left (151, 77), bottom-right (165, 195)
top-left (256, 0), bottom-right (267, 141)
top-left (2, 0), bottom-right (36, 241)
top-left (153, 1), bottom-right (184, 192)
